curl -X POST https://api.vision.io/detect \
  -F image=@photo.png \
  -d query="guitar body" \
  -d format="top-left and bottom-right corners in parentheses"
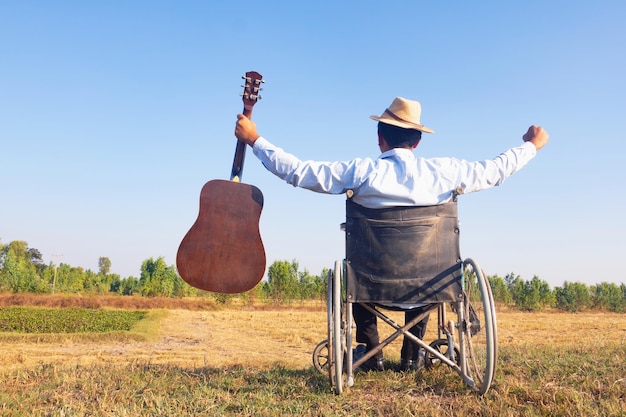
top-left (177, 71), bottom-right (266, 293)
top-left (177, 179), bottom-right (265, 293)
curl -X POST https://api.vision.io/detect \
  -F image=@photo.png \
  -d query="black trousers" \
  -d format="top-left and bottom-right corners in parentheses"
top-left (401, 307), bottom-right (430, 360)
top-left (353, 303), bottom-right (429, 361)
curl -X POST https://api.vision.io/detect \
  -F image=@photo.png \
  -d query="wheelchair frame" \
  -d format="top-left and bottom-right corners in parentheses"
top-left (312, 202), bottom-right (498, 395)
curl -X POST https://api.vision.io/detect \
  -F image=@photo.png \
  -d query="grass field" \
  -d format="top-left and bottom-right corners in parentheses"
top-left (0, 294), bottom-right (625, 416)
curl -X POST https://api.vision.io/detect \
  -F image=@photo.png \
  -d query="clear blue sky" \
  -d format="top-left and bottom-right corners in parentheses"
top-left (1, 1), bottom-right (625, 288)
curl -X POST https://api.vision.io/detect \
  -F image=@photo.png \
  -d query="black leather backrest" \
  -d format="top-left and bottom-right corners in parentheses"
top-left (345, 199), bottom-right (464, 304)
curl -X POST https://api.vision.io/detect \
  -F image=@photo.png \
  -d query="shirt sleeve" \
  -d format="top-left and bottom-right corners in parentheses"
top-left (442, 141), bottom-right (537, 194)
top-left (252, 137), bottom-right (370, 194)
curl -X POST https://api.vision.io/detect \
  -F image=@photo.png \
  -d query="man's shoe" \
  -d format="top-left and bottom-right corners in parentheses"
top-left (400, 358), bottom-right (417, 371)
top-left (360, 357), bottom-right (385, 372)
top-left (354, 344), bottom-right (384, 371)
top-left (400, 351), bottom-right (425, 372)
top-left (353, 344), bottom-right (366, 362)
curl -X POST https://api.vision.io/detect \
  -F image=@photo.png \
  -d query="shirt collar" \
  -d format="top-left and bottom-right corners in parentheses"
top-left (378, 148), bottom-right (416, 160)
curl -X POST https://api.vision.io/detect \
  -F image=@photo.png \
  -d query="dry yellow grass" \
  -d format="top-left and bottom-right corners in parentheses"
top-left (1, 297), bottom-right (625, 416)
top-left (495, 307), bottom-right (626, 347)
top-left (1, 301), bottom-right (625, 373)
top-left (0, 308), bottom-right (324, 371)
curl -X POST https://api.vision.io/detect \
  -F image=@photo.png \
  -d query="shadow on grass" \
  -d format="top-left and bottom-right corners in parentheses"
top-left (178, 363), bottom-right (333, 395)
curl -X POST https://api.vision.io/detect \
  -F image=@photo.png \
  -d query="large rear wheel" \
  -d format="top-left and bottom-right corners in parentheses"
top-left (326, 261), bottom-right (344, 394)
top-left (462, 258), bottom-right (497, 395)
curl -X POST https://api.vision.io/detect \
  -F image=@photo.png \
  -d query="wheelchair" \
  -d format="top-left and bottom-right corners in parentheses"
top-left (312, 192), bottom-right (497, 395)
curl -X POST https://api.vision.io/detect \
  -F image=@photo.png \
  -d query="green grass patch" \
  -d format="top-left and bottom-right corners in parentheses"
top-left (0, 306), bottom-right (165, 344)
top-left (0, 308), bottom-right (166, 344)
top-left (0, 306), bottom-right (148, 333)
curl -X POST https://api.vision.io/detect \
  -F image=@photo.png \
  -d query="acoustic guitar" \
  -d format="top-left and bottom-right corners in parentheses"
top-left (176, 71), bottom-right (266, 293)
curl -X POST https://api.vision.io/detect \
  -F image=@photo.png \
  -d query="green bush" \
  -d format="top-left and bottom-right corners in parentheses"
top-left (554, 281), bottom-right (591, 312)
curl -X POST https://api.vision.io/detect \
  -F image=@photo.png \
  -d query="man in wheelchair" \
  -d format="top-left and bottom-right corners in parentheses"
top-left (235, 96), bottom-right (548, 372)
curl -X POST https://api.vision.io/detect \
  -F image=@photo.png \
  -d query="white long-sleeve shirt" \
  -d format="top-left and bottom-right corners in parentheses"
top-left (252, 137), bottom-right (537, 209)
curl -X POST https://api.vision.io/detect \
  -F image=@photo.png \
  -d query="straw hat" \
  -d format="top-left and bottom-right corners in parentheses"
top-left (370, 97), bottom-right (434, 133)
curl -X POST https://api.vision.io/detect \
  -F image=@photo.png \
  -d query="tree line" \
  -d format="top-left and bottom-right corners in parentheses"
top-left (0, 239), bottom-right (326, 302)
top-left (488, 273), bottom-right (626, 313)
top-left (1, 239), bottom-right (625, 312)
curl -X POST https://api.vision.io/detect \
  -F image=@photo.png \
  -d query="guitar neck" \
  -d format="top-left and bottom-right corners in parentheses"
top-left (230, 141), bottom-right (247, 182)
top-left (230, 71), bottom-right (262, 182)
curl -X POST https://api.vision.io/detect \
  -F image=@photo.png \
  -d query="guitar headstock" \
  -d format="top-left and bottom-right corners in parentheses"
top-left (241, 71), bottom-right (264, 115)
